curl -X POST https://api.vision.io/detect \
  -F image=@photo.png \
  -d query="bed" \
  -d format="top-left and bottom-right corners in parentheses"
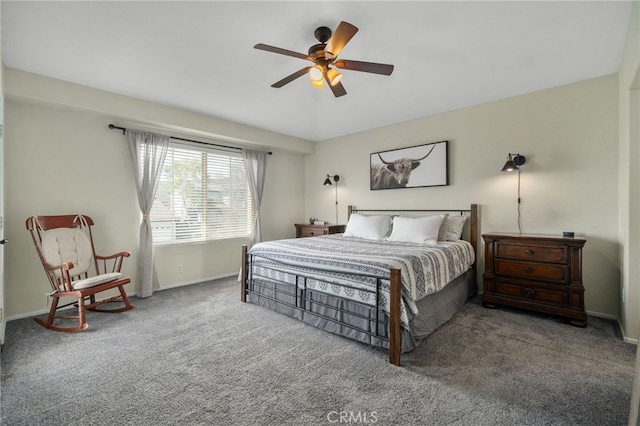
top-left (240, 204), bottom-right (478, 366)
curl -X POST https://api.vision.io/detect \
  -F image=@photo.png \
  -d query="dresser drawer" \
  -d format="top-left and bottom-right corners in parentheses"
top-left (299, 227), bottom-right (326, 237)
top-left (495, 259), bottom-right (568, 283)
top-left (496, 243), bottom-right (567, 264)
top-left (493, 280), bottom-right (569, 307)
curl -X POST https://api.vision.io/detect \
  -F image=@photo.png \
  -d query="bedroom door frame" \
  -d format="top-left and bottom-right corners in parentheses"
top-left (0, 94), bottom-right (5, 346)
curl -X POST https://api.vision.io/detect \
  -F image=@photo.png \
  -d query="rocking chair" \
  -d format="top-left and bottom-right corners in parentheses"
top-left (26, 215), bottom-right (135, 332)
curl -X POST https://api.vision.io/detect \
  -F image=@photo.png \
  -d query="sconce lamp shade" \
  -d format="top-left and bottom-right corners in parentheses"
top-left (501, 153), bottom-right (526, 172)
top-left (323, 174), bottom-right (340, 185)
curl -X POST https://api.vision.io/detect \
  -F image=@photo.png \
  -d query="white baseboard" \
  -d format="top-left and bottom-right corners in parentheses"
top-left (6, 273), bottom-right (238, 323)
top-left (151, 273), bottom-right (238, 294)
top-left (586, 310), bottom-right (636, 345)
top-left (7, 304), bottom-right (67, 322)
top-left (475, 295), bottom-right (635, 345)
top-left (586, 310), bottom-right (617, 320)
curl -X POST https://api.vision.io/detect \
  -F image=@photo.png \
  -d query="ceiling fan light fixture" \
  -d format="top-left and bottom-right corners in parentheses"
top-left (308, 65), bottom-right (324, 82)
top-left (327, 68), bottom-right (343, 86)
top-left (255, 21), bottom-right (394, 97)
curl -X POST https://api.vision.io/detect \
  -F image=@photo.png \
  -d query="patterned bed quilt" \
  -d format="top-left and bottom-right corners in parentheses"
top-left (247, 234), bottom-right (475, 327)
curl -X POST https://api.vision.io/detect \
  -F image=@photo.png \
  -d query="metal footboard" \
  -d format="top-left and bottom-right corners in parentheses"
top-left (240, 245), bottom-right (402, 365)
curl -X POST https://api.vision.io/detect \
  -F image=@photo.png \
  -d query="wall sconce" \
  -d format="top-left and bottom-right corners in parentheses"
top-left (501, 153), bottom-right (526, 234)
top-left (501, 153), bottom-right (526, 172)
top-left (323, 174), bottom-right (340, 224)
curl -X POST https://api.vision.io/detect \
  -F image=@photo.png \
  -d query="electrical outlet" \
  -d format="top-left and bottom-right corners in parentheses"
top-left (177, 264), bottom-right (183, 274)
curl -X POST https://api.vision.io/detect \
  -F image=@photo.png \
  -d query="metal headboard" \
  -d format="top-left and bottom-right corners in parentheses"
top-left (346, 204), bottom-right (479, 276)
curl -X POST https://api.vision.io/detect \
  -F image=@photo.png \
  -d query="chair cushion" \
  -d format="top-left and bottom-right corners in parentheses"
top-left (72, 272), bottom-right (123, 290)
top-left (42, 228), bottom-right (92, 276)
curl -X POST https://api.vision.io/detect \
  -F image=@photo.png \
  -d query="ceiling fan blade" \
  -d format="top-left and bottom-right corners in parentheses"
top-left (325, 21), bottom-right (358, 59)
top-left (325, 75), bottom-right (347, 97)
top-left (254, 43), bottom-right (312, 61)
top-left (271, 67), bottom-right (312, 88)
top-left (334, 59), bottom-right (394, 76)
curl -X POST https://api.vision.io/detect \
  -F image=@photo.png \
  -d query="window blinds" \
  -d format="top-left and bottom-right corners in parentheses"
top-left (149, 141), bottom-right (254, 244)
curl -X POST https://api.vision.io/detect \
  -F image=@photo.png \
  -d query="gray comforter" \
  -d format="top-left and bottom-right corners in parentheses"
top-left (247, 235), bottom-right (475, 327)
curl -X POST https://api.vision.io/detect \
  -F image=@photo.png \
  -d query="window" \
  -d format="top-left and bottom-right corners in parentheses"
top-left (149, 142), bottom-right (254, 244)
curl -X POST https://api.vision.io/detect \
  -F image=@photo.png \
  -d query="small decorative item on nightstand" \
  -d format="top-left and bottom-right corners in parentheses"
top-left (481, 233), bottom-right (587, 327)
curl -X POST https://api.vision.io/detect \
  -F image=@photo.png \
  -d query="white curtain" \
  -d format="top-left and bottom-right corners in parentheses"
top-left (242, 149), bottom-right (268, 246)
top-left (126, 129), bottom-right (169, 298)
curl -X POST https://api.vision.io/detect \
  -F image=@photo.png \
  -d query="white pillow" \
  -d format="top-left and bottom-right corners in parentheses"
top-left (439, 215), bottom-right (467, 241)
top-left (343, 214), bottom-right (392, 240)
top-left (387, 215), bottom-right (445, 244)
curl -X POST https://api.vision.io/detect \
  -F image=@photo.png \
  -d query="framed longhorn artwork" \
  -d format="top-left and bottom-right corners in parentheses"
top-left (370, 140), bottom-right (449, 190)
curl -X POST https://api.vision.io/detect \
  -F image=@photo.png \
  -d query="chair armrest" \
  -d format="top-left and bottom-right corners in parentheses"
top-left (42, 261), bottom-right (74, 271)
top-left (95, 251), bottom-right (131, 273)
top-left (42, 261), bottom-right (74, 292)
top-left (95, 251), bottom-right (131, 261)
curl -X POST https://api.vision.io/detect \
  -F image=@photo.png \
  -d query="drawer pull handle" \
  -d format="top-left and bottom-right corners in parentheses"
top-left (525, 249), bottom-right (534, 255)
top-left (524, 267), bottom-right (533, 273)
top-left (523, 288), bottom-right (535, 298)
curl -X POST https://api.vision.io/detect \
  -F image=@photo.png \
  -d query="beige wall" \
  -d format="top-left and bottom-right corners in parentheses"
top-left (4, 69), bottom-right (309, 319)
top-left (5, 101), bottom-right (141, 316)
top-left (307, 74), bottom-right (620, 321)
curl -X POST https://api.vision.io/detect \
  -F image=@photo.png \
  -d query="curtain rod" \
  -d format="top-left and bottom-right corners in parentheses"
top-left (108, 124), bottom-right (272, 155)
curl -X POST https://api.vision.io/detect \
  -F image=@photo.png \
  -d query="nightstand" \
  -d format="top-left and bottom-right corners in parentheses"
top-left (295, 223), bottom-right (345, 238)
top-left (482, 233), bottom-right (587, 327)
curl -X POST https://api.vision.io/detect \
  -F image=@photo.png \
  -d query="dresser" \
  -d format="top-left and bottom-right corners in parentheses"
top-left (295, 223), bottom-right (345, 238)
top-left (482, 233), bottom-right (587, 327)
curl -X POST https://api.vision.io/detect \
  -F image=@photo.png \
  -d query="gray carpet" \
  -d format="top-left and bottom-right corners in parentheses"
top-left (1, 278), bottom-right (635, 425)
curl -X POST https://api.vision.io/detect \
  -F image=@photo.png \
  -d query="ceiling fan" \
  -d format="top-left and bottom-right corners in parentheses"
top-left (254, 21), bottom-right (394, 97)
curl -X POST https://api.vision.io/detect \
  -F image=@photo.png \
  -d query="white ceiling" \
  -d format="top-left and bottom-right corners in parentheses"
top-left (1, 1), bottom-right (633, 142)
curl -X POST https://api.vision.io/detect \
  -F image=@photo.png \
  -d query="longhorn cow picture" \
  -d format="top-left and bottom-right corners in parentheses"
top-left (370, 141), bottom-right (448, 190)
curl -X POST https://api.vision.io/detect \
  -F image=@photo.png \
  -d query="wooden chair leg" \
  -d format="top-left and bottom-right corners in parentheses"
top-left (33, 296), bottom-right (89, 333)
top-left (118, 285), bottom-right (134, 310)
top-left (77, 295), bottom-right (86, 330)
top-left (45, 297), bottom-right (59, 327)
top-left (87, 285), bottom-right (135, 313)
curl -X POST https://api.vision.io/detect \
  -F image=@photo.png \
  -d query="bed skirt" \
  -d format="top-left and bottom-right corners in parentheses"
top-left (246, 268), bottom-right (477, 353)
